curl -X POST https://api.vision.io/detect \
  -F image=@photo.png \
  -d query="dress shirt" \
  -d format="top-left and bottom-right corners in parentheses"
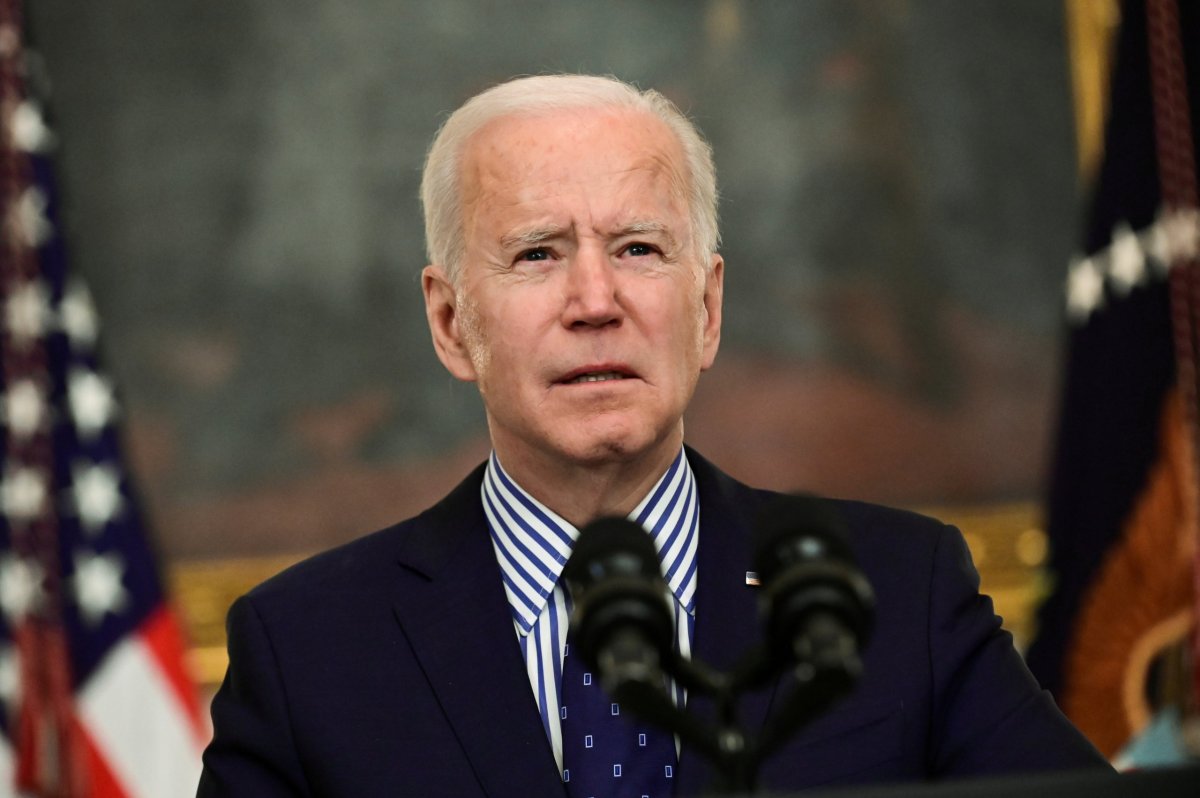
top-left (482, 448), bottom-right (700, 773)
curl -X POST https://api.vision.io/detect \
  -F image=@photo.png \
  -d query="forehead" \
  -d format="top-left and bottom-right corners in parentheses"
top-left (460, 106), bottom-right (690, 232)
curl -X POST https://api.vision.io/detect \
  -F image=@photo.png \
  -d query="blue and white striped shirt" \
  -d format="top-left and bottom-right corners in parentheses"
top-left (482, 448), bottom-right (700, 773)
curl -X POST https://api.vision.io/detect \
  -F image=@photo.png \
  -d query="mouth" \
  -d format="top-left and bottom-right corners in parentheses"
top-left (556, 366), bottom-right (638, 385)
top-left (565, 371), bottom-right (630, 384)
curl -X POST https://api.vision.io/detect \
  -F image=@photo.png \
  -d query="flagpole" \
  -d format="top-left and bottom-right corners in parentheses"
top-left (0, 1), bottom-right (87, 794)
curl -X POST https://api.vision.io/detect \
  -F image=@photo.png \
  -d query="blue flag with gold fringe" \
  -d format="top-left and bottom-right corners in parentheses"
top-left (1026, 0), bottom-right (1199, 763)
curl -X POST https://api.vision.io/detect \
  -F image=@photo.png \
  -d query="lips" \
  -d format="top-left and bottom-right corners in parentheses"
top-left (565, 371), bottom-right (628, 384)
top-left (556, 365), bottom-right (638, 385)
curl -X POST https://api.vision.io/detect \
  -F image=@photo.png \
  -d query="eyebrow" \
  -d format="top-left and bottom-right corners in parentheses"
top-left (499, 226), bottom-right (569, 251)
top-left (498, 220), bottom-right (680, 251)
top-left (614, 220), bottom-right (670, 238)
top-left (613, 220), bottom-right (680, 250)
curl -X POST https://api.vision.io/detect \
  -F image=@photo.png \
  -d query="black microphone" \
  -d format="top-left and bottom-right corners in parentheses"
top-left (749, 494), bottom-right (876, 762)
top-left (561, 516), bottom-right (676, 692)
top-left (752, 493), bottom-right (874, 681)
top-left (562, 517), bottom-right (725, 758)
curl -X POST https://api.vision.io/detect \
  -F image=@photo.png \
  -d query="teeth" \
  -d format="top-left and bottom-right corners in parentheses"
top-left (568, 371), bottom-right (627, 384)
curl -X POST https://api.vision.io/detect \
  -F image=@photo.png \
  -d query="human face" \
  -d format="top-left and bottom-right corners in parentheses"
top-left (423, 107), bottom-right (723, 476)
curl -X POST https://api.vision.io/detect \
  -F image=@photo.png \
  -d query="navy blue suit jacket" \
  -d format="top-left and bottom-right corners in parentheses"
top-left (198, 451), bottom-right (1106, 796)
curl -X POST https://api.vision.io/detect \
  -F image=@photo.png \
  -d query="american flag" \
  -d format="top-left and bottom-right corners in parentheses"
top-left (0, 2), bottom-right (205, 795)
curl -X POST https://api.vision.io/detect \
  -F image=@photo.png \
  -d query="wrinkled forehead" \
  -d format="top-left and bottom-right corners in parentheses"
top-left (459, 106), bottom-right (691, 214)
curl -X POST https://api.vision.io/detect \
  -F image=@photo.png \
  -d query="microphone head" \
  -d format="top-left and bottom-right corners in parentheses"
top-left (751, 494), bottom-right (875, 669)
top-left (564, 516), bottom-right (664, 589)
top-left (753, 493), bottom-right (856, 584)
top-left (562, 516), bottom-right (675, 673)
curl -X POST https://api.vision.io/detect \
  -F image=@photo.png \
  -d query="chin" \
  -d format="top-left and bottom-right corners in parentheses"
top-left (556, 424), bottom-right (676, 466)
top-left (552, 439), bottom-right (636, 466)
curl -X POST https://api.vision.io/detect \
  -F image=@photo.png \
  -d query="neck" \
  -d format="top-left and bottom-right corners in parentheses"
top-left (492, 433), bottom-right (684, 529)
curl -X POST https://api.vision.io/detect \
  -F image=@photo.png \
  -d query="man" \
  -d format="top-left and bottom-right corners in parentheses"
top-left (198, 74), bottom-right (1107, 797)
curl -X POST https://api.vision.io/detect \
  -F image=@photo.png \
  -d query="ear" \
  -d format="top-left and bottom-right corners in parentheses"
top-left (699, 254), bottom-right (723, 370)
top-left (422, 265), bottom-right (478, 382)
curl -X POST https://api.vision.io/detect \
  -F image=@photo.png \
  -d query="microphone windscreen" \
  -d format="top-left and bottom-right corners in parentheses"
top-left (564, 516), bottom-right (662, 588)
top-left (562, 516), bottom-right (674, 673)
top-left (751, 493), bottom-right (874, 671)
top-left (751, 493), bottom-right (855, 584)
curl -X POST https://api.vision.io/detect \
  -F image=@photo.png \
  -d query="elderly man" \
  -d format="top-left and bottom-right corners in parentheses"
top-left (198, 75), bottom-right (1106, 797)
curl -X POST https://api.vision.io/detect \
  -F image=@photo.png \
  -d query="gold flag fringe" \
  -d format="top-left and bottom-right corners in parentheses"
top-left (1061, 388), bottom-right (1197, 756)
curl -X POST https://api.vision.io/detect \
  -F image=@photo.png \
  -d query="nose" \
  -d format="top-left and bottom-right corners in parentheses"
top-left (562, 245), bottom-right (623, 329)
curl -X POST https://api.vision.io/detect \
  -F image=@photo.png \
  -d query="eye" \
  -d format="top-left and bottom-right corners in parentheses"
top-left (623, 242), bottom-right (659, 257)
top-left (516, 247), bottom-right (552, 263)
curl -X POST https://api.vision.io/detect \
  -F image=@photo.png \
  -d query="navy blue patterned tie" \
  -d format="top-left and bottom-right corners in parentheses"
top-left (560, 637), bottom-right (676, 798)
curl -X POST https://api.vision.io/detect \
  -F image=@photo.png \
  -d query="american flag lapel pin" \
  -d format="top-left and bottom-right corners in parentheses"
top-left (745, 571), bottom-right (760, 586)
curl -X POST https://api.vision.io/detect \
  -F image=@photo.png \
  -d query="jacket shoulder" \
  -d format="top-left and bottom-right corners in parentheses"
top-left (830, 498), bottom-right (954, 549)
top-left (245, 518), bottom-right (413, 602)
top-left (244, 459), bottom-right (489, 605)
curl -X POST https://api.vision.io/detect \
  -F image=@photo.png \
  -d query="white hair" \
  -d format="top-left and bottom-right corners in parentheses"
top-left (420, 74), bottom-right (720, 282)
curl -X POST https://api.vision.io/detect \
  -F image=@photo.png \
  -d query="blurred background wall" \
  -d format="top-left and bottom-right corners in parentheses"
top-left (26, 0), bottom-right (1082, 563)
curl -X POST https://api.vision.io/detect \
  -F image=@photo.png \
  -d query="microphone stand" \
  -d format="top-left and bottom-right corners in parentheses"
top-left (567, 503), bottom-right (873, 794)
top-left (602, 627), bottom-right (863, 795)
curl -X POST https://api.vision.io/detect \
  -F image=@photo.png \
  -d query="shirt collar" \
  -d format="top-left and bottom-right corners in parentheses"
top-left (483, 448), bottom-right (700, 636)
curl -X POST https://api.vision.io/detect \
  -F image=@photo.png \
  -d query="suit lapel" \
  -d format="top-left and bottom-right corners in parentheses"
top-left (677, 450), bottom-right (781, 795)
top-left (390, 465), bottom-right (565, 798)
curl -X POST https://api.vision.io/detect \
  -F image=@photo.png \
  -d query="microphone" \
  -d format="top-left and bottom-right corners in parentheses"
top-left (561, 516), bottom-right (676, 693)
top-left (752, 493), bottom-right (874, 676)
top-left (562, 517), bottom-right (722, 759)
top-left (749, 494), bottom-right (874, 760)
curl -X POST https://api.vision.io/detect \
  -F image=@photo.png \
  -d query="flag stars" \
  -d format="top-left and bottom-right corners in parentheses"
top-left (3, 378), bottom-right (46, 439)
top-left (1107, 223), bottom-right (1145, 295)
top-left (72, 550), bottom-right (129, 626)
top-left (59, 280), bottom-right (100, 348)
top-left (1065, 209), bottom-right (1200, 326)
top-left (14, 186), bottom-right (53, 248)
top-left (1, 465), bottom-right (48, 522)
top-left (72, 462), bottom-right (124, 534)
top-left (1146, 217), bottom-right (1174, 275)
top-left (8, 100), bottom-right (55, 153)
top-left (1142, 207), bottom-right (1200, 277)
top-left (5, 279), bottom-right (50, 343)
top-left (1066, 256), bottom-right (1105, 322)
top-left (0, 555), bottom-right (45, 623)
top-left (68, 369), bottom-right (117, 439)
